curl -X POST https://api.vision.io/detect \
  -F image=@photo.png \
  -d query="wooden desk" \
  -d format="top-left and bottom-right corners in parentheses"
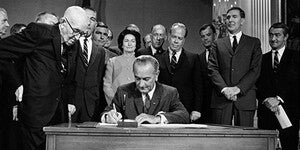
top-left (44, 123), bottom-right (278, 150)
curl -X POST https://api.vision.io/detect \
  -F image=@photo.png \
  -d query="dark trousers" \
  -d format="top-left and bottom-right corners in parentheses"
top-left (211, 103), bottom-right (255, 127)
top-left (20, 101), bottom-right (65, 150)
top-left (258, 107), bottom-right (299, 150)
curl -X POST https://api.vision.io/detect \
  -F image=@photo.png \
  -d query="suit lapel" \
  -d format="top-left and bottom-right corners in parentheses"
top-left (163, 51), bottom-right (173, 74)
top-left (235, 34), bottom-right (246, 54)
top-left (52, 27), bottom-right (63, 73)
top-left (277, 48), bottom-right (291, 74)
top-left (133, 88), bottom-right (144, 114)
top-left (148, 83), bottom-right (162, 114)
top-left (88, 43), bottom-right (98, 68)
top-left (176, 49), bottom-right (186, 70)
top-left (223, 37), bottom-right (234, 55)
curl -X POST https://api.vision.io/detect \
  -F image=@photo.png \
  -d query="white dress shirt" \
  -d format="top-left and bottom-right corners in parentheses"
top-left (272, 46), bottom-right (285, 68)
top-left (79, 36), bottom-right (92, 62)
top-left (229, 31), bottom-right (242, 47)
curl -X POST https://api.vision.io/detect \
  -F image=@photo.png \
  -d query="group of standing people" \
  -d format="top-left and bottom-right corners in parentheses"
top-left (0, 5), bottom-right (299, 150)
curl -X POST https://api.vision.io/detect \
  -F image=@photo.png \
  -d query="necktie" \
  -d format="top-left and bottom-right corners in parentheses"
top-left (83, 38), bottom-right (89, 67)
top-left (143, 94), bottom-right (151, 114)
top-left (232, 35), bottom-right (238, 52)
top-left (170, 51), bottom-right (177, 74)
top-left (273, 51), bottom-right (279, 73)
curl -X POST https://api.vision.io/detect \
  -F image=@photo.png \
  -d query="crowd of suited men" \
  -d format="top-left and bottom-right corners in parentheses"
top-left (0, 5), bottom-right (299, 150)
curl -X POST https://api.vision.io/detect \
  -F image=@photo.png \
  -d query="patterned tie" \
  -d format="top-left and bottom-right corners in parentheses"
top-left (170, 51), bottom-right (177, 74)
top-left (232, 35), bottom-right (238, 52)
top-left (273, 51), bottom-right (279, 73)
top-left (83, 38), bottom-right (89, 67)
top-left (143, 94), bottom-right (151, 114)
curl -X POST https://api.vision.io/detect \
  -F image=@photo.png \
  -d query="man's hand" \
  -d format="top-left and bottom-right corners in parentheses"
top-left (222, 86), bottom-right (240, 101)
top-left (135, 113), bottom-right (160, 124)
top-left (190, 111), bottom-right (201, 122)
top-left (68, 104), bottom-right (76, 115)
top-left (106, 109), bottom-right (122, 124)
top-left (15, 85), bottom-right (23, 102)
top-left (12, 105), bottom-right (18, 121)
top-left (263, 97), bottom-right (280, 111)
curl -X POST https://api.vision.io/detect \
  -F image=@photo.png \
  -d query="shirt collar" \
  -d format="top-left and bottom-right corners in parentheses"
top-left (273, 45), bottom-right (285, 56)
top-left (143, 83), bottom-right (156, 100)
top-left (229, 31), bottom-right (242, 42)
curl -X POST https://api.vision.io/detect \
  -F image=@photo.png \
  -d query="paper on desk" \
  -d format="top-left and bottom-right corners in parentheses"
top-left (141, 124), bottom-right (208, 129)
top-left (275, 105), bottom-right (292, 129)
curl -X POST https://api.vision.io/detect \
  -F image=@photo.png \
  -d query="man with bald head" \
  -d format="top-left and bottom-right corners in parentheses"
top-left (0, 6), bottom-right (89, 150)
top-left (137, 24), bottom-right (166, 57)
top-left (35, 11), bottom-right (59, 25)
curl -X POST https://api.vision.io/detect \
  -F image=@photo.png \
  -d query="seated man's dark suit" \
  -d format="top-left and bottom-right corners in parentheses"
top-left (102, 82), bottom-right (189, 123)
top-left (157, 49), bottom-right (203, 116)
top-left (256, 48), bottom-right (299, 150)
top-left (70, 42), bottom-right (107, 122)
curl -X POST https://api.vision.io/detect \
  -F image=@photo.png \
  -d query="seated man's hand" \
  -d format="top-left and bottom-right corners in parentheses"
top-left (190, 111), bottom-right (201, 122)
top-left (106, 109), bottom-right (122, 124)
top-left (135, 113), bottom-right (160, 124)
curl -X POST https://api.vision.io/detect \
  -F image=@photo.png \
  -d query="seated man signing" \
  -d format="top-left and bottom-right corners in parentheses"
top-left (101, 55), bottom-right (189, 124)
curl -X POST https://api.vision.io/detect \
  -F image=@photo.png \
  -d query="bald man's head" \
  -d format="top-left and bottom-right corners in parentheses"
top-left (59, 6), bottom-right (89, 45)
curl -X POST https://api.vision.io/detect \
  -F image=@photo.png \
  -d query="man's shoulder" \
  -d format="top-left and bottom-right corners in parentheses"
top-left (25, 22), bottom-right (59, 38)
top-left (157, 82), bottom-right (177, 93)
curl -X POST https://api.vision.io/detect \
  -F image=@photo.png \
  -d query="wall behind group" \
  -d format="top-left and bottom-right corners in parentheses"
top-left (2, 0), bottom-right (212, 54)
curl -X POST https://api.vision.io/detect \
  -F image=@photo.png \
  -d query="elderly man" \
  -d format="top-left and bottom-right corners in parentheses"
top-left (101, 55), bottom-right (189, 124)
top-left (157, 23), bottom-right (203, 123)
top-left (142, 33), bottom-right (152, 49)
top-left (0, 6), bottom-right (89, 150)
top-left (137, 24), bottom-right (166, 56)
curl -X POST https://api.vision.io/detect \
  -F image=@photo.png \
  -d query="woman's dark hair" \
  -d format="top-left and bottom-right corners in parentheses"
top-left (117, 29), bottom-right (141, 53)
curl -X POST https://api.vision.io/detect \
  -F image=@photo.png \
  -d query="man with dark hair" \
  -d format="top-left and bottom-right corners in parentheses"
top-left (208, 7), bottom-right (262, 127)
top-left (157, 23), bottom-right (203, 123)
top-left (142, 33), bottom-right (152, 49)
top-left (136, 24), bottom-right (166, 57)
top-left (197, 24), bottom-right (216, 123)
top-left (70, 7), bottom-right (107, 123)
top-left (256, 22), bottom-right (299, 150)
top-left (101, 55), bottom-right (189, 124)
top-left (0, 6), bottom-right (89, 150)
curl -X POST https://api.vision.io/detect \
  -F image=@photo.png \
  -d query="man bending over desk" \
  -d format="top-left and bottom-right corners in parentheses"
top-left (101, 55), bottom-right (189, 124)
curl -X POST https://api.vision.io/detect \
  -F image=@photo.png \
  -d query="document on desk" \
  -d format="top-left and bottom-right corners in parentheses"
top-left (275, 105), bottom-right (292, 129)
top-left (141, 124), bottom-right (208, 129)
top-left (76, 122), bottom-right (117, 128)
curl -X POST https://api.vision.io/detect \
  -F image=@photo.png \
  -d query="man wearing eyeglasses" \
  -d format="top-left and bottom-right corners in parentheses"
top-left (70, 7), bottom-right (107, 123)
top-left (0, 6), bottom-right (89, 150)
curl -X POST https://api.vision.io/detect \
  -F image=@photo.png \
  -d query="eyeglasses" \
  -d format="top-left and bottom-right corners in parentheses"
top-left (65, 17), bottom-right (85, 36)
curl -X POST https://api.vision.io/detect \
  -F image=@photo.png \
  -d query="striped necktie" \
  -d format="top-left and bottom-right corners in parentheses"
top-left (83, 38), bottom-right (89, 67)
top-left (143, 94), bottom-right (151, 114)
top-left (170, 51), bottom-right (177, 74)
top-left (273, 51), bottom-right (279, 73)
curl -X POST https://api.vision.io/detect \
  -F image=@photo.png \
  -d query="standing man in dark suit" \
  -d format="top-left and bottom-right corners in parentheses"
top-left (157, 23), bottom-right (203, 123)
top-left (101, 55), bottom-right (189, 124)
top-left (208, 7), bottom-right (262, 127)
top-left (197, 24), bottom-right (216, 123)
top-left (0, 6), bottom-right (89, 150)
top-left (136, 24), bottom-right (166, 57)
top-left (71, 7), bottom-right (107, 123)
top-left (256, 22), bottom-right (299, 150)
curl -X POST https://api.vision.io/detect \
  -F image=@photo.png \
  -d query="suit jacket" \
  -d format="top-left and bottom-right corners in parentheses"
top-left (208, 34), bottom-right (262, 110)
top-left (136, 46), bottom-right (164, 57)
top-left (256, 48), bottom-right (300, 128)
top-left (70, 41), bottom-right (107, 121)
top-left (102, 82), bottom-right (189, 123)
top-left (198, 51), bottom-right (213, 122)
top-left (156, 49), bottom-right (203, 113)
top-left (0, 23), bottom-right (70, 128)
